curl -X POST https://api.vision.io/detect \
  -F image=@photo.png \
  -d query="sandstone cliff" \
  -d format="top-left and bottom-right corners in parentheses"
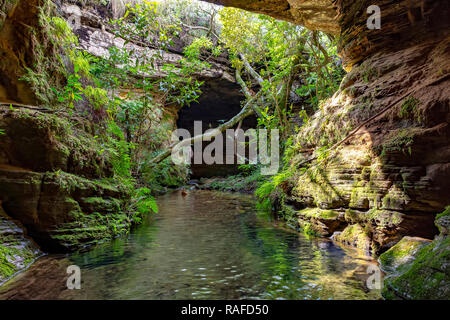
top-left (203, 0), bottom-right (450, 299)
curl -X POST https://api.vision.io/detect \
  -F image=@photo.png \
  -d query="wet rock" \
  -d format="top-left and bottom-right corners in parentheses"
top-left (381, 236), bottom-right (449, 299)
top-left (0, 107), bottom-right (131, 252)
top-left (0, 167), bottom-right (130, 252)
top-left (331, 224), bottom-right (372, 253)
top-left (435, 207), bottom-right (450, 236)
top-left (381, 208), bottom-right (450, 299)
top-left (379, 236), bottom-right (431, 273)
top-left (296, 208), bottom-right (345, 236)
top-left (0, 204), bottom-right (41, 285)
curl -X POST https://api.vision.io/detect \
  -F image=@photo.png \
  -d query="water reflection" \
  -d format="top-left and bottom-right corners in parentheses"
top-left (0, 190), bottom-right (382, 300)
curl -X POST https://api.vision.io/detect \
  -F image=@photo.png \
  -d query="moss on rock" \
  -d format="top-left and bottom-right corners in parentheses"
top-left (379, 236), bottom-right (431, 273)
top-left (0, 205), bottom-right (41, 284)
top-left (382, 207), bottom-right (450, 299)
top-left (332, 224), bottom-right (372, 253)
top-left (382, 236), bottom-right (450, 299)
top-left (436, 206), bottom-right (450, 236)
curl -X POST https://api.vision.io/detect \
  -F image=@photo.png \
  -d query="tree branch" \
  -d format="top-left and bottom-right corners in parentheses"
top-left (240, 54), bottom-right (264, 85)
top-left (148, 90), bottom-right (264, 165)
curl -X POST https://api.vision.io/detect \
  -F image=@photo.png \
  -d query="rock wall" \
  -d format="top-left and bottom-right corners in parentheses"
top-left (0, 0), bottom-right (239, 255)
top-left (0, 106), bottom-right (132, 251)
top-left (0, 0), bottom-right (43, 104)
top-left (284, 33), bottom-right (450, 254)
top-left (205, 0), bottom-right (450, 298)
top-left (61, 2), bottom-right (235, 82)
top-left (379, 209), bottom-right (449, 299)
top-left (202, 0), bottom-right (339, 34)
top-left (0, 204), bottom-right (41, 285)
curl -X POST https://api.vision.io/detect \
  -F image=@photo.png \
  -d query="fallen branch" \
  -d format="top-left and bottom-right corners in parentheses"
top-left (0, 102), bottom-right (54, 113)
top-left (148, 90), bottom-right (264, 165)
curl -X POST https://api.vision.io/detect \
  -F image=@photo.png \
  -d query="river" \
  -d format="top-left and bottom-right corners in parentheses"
top-left (0, 190), bottom-right (382, 300)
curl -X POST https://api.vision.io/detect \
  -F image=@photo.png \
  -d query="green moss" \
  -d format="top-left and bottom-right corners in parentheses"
top-left (366, 208), bottom-right (403, 227)
top-left (360, 62), bottom-right (379, 84)
top-left (279, 203), bottom-right (297, 224)
top-left (333, 224), bottom-right (372, 252)
top-left (293, 166), bottom-right (347, 208)
top-left (201, 171), bottom-right (265, 193)
top-left (398, 96), bottom-right (422, 123)
top-left (297, 220), bottom-right (318, 236)
top-left (435, 206), bottom-right (450, 235)
top-left (379, 237), bottom-right (431, 272)
top-left (344, 209), bottom-right (359, 223)
top-left (379, 129), bottom-right (415, 158)
top-left (436, 206), bottom-right (450, 220)
top-left (0, 243), bottom-right (36, 281)
top-left (11, 108), bottom-right (108, 176)
top-left (80, 197), bottom-right (121, 214)
top-left (298, 208), bottom-right (339, 220)
top-left (0, 245), bottom-right (19, 279)
top-left (382, 237), bottom-right (450, 299)
top-left (45, 171), bottom-right (120, 195)
top-left (50, 207), bottom-right (131, 249)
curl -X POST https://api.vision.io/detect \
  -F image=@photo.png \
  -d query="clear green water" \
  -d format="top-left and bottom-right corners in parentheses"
top-left (0, 190), bottom-right (382, 300)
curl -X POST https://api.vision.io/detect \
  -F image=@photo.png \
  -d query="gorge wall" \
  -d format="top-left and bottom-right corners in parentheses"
top-left (0, 0), bottom-right (245, 279)
top-left (203, 0), bottom-right (450, 299)
top-left (0, 0), bottom-right (448, 299)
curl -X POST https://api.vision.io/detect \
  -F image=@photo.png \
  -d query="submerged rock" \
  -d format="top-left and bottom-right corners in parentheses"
top-left (296, 208), bottom-right (345, 236)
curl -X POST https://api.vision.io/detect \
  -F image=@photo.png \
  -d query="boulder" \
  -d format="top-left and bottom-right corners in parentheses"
top-left (381, 210), bottom-right (450, 299)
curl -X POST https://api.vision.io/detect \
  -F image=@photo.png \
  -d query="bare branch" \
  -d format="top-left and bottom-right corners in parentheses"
top-left (148, 90), bottom-right (264, 165)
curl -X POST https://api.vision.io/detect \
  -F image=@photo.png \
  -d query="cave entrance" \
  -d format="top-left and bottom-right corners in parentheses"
top-left (176, 78), bottom-right (257, 179)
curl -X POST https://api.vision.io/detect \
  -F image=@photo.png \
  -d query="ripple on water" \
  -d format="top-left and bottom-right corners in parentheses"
top-left (0, 190), bottom-right (383, 300)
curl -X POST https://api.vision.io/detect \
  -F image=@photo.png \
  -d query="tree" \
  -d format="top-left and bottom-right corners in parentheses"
top-left (148, 3), bottom-right (344, 164)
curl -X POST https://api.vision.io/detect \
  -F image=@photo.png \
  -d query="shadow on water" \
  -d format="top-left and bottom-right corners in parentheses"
top-left (0, 190), bottom-right (382, 300)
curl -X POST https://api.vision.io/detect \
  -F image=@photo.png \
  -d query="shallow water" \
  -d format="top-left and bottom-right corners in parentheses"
top-left (0, 190), bottom-right (382, 300)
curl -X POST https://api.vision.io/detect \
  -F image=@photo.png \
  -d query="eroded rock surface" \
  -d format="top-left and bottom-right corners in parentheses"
top-left (0, 106), bottom-right (131, 251)
top-left (380, 212), bottom-right (450, 299)
top-left (219, 0), bottom-right (449, 298)
top-left (0, 0), bottom-right (43, 104)
top-left (0, 204), bottom-right (41, 285)
top-left (202, 0), bottom-right (339, 34)
top-left (61, 3), bottom-right (235, 82)
top-left (283, 34), bottom-right (450, 254)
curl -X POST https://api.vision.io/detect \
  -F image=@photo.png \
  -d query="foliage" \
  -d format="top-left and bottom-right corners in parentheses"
top-left (141, 157), bottom-right (188, 192)
top-left (128, 187), bottom-right (159, 224)
top-left (219, 7), bottom-right (345, 137)
top-left (106, 1), bottom-right (210, 109)
top-left (379, 129), bottom-right (415, 158)
top-left (398, 96), bottom-right (422, 124)
top-left (102, 120), bottom-right (134, 178)
top-left (255, 168), bottom-right (293, 211)
top-left (18, 0), bottom-right (347, 229)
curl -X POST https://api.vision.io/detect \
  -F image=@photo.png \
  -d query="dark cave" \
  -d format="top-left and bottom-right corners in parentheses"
top-left (176, 78), bottom-right (258, 178)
